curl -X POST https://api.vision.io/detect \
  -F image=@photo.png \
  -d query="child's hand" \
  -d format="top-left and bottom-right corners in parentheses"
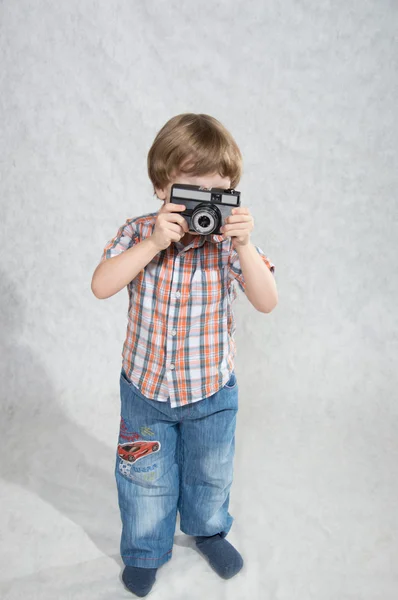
top-left (220, 207), bottom-right (254, 248)
top-left (151, 203), bottom-right (189, 251)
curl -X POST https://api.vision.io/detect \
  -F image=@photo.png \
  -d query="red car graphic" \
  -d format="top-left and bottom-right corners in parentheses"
top-left (118, 441), bottom-right (161, 463)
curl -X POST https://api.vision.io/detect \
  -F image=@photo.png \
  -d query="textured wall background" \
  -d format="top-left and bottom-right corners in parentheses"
top-left (1, 1), bottom-right (397, 598)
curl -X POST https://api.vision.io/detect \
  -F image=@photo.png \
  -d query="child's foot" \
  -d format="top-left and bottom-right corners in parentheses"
top-left (195, 533), bottom-right (244, 579)
top-left (122, 566), bottom-right (157, 597)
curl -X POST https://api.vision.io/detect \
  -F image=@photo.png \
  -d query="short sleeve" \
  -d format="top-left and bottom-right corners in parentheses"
top-left (228, 245), bottom-right (275, 293)
top-left (99, 219), bottom-right (141, 263)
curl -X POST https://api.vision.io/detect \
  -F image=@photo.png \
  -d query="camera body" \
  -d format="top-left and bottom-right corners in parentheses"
top-left (170, 184), bottom-right (241, 236)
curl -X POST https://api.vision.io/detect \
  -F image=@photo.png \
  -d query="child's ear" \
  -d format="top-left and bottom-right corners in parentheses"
top-left (155, 186), bottom-right (167, 201)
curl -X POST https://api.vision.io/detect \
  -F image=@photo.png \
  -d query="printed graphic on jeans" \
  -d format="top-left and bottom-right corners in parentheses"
top-left (140, 426), bottom-right (155, 437)
top-left (117, 441), bottom-right (160, 482)
top-left (118, 460), bottom-right (158, 482)
top-left (117, 441), bottom-right (161, 463)
top-left (119, 417), bottom-right (156, 443)
top-left (119, 417), bottom-right (141, 442)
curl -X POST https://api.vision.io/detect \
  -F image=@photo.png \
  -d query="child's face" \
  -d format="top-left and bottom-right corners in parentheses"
top-left (156, 172), bottom-right (232, 204)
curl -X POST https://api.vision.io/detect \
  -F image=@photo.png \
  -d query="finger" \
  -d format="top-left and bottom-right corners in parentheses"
top-left (166, 213), bottom-right (189, 232)
top-left (223, 229), bottom-right (250, 238)
top-left (225, 215), bottom-right (252, 224)
top-left (223, 222), bottom-right (252, 232)
top-left (232, 207), bottom-right (250, 215)
top-left (169, 231), bottom-right (184, 243)
top-left (162, 202), bottom-right (186, 212)
top-left (164, 222), bottom-right (185, 235)
top-left (162, 213), bottom-right (188, 227)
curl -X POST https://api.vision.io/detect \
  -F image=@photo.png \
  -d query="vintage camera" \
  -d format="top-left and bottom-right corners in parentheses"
top-left (170, 184), bottom-right (241, 235)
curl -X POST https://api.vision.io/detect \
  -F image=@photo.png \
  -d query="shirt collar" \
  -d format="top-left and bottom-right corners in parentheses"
top-left (177, 233), bottom-right (225, 251)
top-left (192, 233), bottom-right (225, 246)
top-left (207, 233), bottom-right (225, 244)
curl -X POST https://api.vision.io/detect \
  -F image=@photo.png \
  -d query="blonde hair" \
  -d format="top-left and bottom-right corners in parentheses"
top-left (147, 113), bottom-right (242, 190)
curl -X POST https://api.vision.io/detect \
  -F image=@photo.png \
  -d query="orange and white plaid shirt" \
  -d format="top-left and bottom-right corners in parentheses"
top-left (100, 212), bottom-right (275, 408)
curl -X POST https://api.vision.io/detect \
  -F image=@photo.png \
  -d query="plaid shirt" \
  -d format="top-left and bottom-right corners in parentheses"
top-left (100, 212), bottom-right (275, 408)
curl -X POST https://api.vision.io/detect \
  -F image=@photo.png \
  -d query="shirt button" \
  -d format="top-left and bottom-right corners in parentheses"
top-left (170, 364), bottom-right (175, 370)
top-left (171, 329), bottom-right (177, 336)
top-left (175, 291), bottom-right (181, 299)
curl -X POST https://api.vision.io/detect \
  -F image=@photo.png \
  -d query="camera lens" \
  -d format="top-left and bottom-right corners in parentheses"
top-left (198, 215), bottom-right (211, 228)
top-left (191, 203), bottom-right (221, 234)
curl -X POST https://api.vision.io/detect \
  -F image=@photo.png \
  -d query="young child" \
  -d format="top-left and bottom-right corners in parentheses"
top-left (91, 113), bottom-right (278, 597)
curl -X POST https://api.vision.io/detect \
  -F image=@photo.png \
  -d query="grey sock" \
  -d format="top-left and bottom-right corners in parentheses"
top-left (195, 534), bottom-right (244, 579)
top-left (122, 566), bottom-right (157, 597)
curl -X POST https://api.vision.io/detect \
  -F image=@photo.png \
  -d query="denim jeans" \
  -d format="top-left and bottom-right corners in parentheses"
top-left (115, 368), bottom-right (239, 568)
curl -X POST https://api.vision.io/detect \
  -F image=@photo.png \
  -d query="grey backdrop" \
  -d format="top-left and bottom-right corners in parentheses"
top-left (1, 1), bottom-right (397, 599)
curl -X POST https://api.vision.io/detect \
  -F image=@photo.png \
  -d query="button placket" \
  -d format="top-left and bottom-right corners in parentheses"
top-left (167, 255), bottom-right (183, 375)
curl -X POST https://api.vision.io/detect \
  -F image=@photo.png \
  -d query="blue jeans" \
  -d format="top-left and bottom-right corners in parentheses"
top-left (115, 368), bottom-right (239, 568)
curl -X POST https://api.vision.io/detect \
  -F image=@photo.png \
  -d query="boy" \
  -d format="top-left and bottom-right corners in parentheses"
top-left (91, 113), bottom-right (277, 597)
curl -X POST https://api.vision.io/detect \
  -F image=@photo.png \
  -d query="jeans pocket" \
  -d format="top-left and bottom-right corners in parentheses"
top-left (224, 371), bottom-right (238, 389)
top-left (120, 368), bottom-right (133, 386)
